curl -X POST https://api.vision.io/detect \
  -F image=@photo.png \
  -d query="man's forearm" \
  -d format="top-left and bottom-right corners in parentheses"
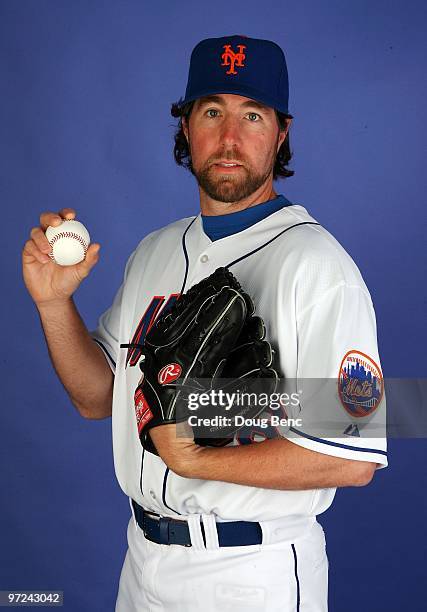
top-left (173, 436), bottom-right (377, 489)
top-left (37, 298), bottom-right (113, 419)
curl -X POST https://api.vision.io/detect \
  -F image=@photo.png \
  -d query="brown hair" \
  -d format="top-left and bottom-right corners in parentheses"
top-left (170, 100), bottom-right (294, 180)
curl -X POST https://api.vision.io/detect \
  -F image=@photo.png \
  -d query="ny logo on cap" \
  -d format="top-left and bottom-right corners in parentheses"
top-left (221, 44), bottom-right (246, 75)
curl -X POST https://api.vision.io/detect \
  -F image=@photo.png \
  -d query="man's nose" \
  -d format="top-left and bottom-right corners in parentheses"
top-left (219, 115), bottom-right (242, 147)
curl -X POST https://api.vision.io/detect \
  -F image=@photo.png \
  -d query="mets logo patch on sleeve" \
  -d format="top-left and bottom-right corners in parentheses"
top-left (338, 350), bottom-right (384, 417)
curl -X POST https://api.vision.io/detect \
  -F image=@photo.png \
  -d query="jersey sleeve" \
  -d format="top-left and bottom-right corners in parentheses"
top-left (283, 282), bottom-right (388, 469)
top-left (90, 250), bottom-right (137, 373)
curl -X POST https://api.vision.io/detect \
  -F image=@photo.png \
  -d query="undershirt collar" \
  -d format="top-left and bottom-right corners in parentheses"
top-left (201, 194), bottom-right (292, 241)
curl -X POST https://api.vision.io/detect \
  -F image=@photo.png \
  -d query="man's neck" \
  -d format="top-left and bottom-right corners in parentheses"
top-left (199, 183), bottom-right (278, 216)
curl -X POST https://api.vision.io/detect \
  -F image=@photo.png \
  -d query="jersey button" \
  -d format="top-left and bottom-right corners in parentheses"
top-left (200, 254), bottom-right (209, 263)
top-left (149, 489), bottom-right (156, 499)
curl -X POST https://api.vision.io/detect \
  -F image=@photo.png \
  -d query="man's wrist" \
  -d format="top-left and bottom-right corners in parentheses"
top-left (36, 296), bottom-right (74, 316)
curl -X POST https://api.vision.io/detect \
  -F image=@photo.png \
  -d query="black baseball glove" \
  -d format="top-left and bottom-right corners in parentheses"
top-left (124, 268), bottom-right (278, 454)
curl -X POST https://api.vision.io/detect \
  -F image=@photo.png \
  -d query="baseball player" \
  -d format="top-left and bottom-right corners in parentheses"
top-left (22, 35), bottom-right (387, 611)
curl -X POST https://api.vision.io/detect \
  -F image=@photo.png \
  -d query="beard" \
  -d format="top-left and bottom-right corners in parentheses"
top-left (190, 140), bottom-right (278, 204)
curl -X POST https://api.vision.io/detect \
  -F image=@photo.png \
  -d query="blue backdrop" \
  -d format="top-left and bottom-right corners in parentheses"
top-left (1, 0), bottom-right (426, 610)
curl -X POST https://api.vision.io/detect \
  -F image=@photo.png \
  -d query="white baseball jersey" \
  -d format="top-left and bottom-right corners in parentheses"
top-left (92, 203), bottom-right (387, 522)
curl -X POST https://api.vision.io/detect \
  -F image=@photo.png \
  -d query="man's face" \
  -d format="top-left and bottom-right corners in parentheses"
top-left (182, 94), bottom-right (289, 203)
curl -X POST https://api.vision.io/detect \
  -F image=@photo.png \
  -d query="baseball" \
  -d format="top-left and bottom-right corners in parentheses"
top-left (45, 219), bottom-right (91, 266)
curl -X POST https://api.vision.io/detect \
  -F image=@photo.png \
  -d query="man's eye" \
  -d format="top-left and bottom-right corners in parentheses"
top-left (247, 112), bottom-right (260, 122)
top-left (206, 109), bottom-right (219, 118)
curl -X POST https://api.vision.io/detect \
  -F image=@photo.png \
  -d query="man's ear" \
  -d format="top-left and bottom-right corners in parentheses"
top-left (277, 117), bottom-right (292, 152)
top-left (182, 116), bottom-right (189, 143)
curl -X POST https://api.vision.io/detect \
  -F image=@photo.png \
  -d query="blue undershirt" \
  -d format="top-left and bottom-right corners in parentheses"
top-left (201, 194), bottom-right (292, 241)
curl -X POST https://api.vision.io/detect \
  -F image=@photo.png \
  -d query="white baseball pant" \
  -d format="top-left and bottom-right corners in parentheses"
top-left (115, 513), bottom-right (328, 611)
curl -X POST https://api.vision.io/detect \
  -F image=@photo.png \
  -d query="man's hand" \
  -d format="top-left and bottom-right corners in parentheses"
top-left (149, 423), bottom-right (203, 476)
top-left (22, 208), bottom-right (113, 419)
top-left (22, 208), bottom-right (100, 308)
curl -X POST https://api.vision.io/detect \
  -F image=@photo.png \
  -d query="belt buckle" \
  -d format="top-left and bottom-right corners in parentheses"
top-left (167, 517), bottom-right (193, 547)
top-left (142, 510), bottom-right (192, 547)
top-left (160, 516), bottom-right (192, 547)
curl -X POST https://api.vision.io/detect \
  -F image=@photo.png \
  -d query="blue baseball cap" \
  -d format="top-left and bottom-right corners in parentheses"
top-left (179, 35), bottom-right (290, 114)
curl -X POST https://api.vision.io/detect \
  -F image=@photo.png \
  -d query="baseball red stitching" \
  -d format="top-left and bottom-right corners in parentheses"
top-left (48, 231), bottom-right (88, 259)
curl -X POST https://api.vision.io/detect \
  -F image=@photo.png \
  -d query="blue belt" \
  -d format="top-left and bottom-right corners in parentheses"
top-left (131, 500), bottom-right (263, 547)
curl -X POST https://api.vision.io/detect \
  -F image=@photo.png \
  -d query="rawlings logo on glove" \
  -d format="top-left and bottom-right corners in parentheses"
top-left (158, 364), bottom-right (182, 385)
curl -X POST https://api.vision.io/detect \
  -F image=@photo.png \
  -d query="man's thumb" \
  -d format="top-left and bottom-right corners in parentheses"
top-left (77, 243), bottom-right (101, 278)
